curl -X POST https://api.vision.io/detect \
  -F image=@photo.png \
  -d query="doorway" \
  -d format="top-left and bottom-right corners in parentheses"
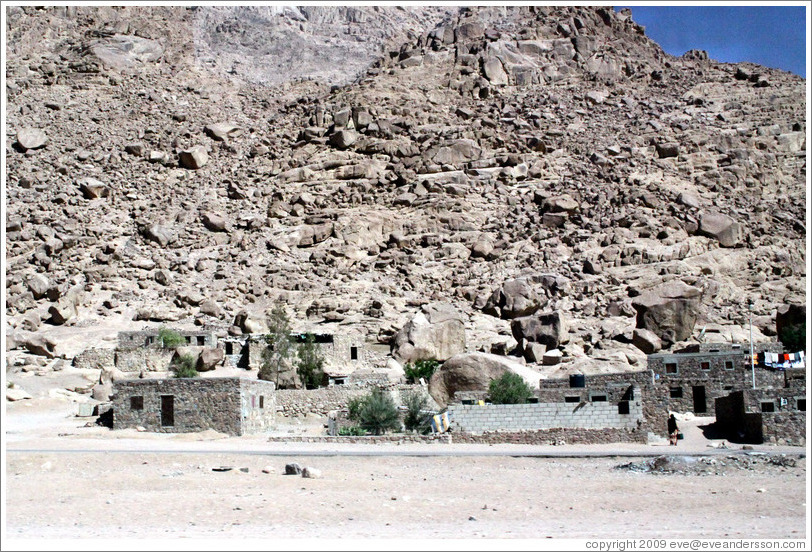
top-left (692, 385), bottom-right (707, 413)
top-left (161, 395), bottom-right (175, 427)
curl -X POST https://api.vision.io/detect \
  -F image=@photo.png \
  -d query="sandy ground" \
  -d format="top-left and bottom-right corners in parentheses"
top-left (3, 388), bottom-right (810, 546)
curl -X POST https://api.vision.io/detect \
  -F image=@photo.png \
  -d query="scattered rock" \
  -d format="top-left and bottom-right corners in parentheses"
top-left (16, 128), bottom-right (47, 150)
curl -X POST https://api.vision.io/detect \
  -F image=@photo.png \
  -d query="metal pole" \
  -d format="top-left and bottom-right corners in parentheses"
top-left (749, 301), bottom-right (755, 389)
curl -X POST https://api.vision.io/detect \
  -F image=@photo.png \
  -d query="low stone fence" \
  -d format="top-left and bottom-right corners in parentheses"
top-left (72, 347), bottom-right (115, 371)
top-left (265, 427), bottom-right (646, 445)
top-left (274, 383), bottom-right (424, 418)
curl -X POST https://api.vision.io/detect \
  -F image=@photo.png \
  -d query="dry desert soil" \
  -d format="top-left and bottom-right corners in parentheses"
top-left (3, 394), bottom-right (808, 545)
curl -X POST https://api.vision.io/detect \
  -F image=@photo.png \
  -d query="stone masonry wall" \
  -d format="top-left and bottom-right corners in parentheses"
top-left (114, 347), bottom-right (174, 372)
top-left (239, 379), bottom-right (277, 433)
top-left (113, 377), bottom-right (242, 435)
top-left (448, 394), bottom-right (643, 434)
top-left (72, 347), bottom-right (115, 371)
top-left (274, 383), bottom-right (420, 417)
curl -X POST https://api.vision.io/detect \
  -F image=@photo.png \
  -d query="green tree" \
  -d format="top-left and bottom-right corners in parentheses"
top-left (171, 354), bottom-right (198, 378)
top-left (779, 322), bottom-right (806, 353)
top-left (403, 359), bottom-right (440, 384)
top-left (158, 327), bottom-right (186, 349)
top-left (297, 333), bottom-right (325, 389)
top-left (488, 372), bottom-right (533, 404)
top-left (259, 303), bottom-right (294, 387)
top-left (402, 390), bottom-right (432, 434)
top-left (348, 388), bottom-right (401, 435)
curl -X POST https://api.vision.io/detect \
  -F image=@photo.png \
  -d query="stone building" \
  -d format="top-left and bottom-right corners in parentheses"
top-left (715, 368), bottom-right (806, 445)
top-left (112, 377), bottom-right (276, 435)
top-left (646, 341), bottom-right (786, 418)
top-left (118, 329), bottom-right (217, 350)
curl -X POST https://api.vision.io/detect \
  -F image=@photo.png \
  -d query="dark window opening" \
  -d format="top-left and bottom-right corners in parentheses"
top-left (259, 396), bottom-right (264, 409)
top-left (709, 349), bottom-right (720, 353)
top-left (334, 378), bottom-right (345, 386)
top-left (669, 386), bottom-right (683, 398)
top-left (618, 401), bottom-right (630, 415)
top-left (725, 361), bottom-right (734, 370)
top-left (760, 401), bottom-right (775, 413)
top-left (161, 395), bottom-right (174, 427)
top-left (724, 385), bottom-right (734, 391)
top-left (185, 336), bottom-right (192, 344)
top-left (797, 399), bottom-right (806, 412)
top-left (700, 361), bottom-right (710, 371)
top-left (350, 346), bottom-right (358, 361)
top-left (197, 336), bottom-right (205, 346)
top-left (130, 396), bottom-right (144, 410)
top-left (564, 396), bottom-right (581, 403)
top-left (145, 337), bottom-right (154, 346)
top-left (665, 363), bottom-right (678, 374)
top-left (225, 342), bottom-right (233, 355)
top-left (591, 395), bottom-right (607, 402)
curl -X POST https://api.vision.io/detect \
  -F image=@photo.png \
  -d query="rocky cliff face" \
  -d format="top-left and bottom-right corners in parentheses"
top-left (4, 6), bottom-right (806, 377)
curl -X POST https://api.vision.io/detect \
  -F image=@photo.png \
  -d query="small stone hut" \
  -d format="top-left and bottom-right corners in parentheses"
top-left (113, 377), bottom-right (276, 435)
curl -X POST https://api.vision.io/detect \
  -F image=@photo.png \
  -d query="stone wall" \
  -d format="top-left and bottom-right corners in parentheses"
top-left (114, 347), bottom-right (174, 373)
top-left (113, 377), bottom-right (243, 435)
top-left (239, 379), bottom-right (278, 434)
top-left (449, 388), bottom-right (643, 434)
top-left (72, 347), bottom-right (115, 371)
top-left (761, 411), bottom-right (806, 446)
top-left (266, 428), bottom-right (647, 445)
top-left (275, 383), bottom-right (420, 417)
top-left (118, 329), bottom-right (216, 350)
top-left (715, 389), bottom-right (806, 446)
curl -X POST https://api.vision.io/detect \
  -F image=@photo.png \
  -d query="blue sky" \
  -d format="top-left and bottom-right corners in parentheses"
top-left (616, 5), bottom-right (807, 78)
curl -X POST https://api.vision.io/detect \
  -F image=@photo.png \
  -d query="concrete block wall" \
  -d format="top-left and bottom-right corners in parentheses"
top-left (449, 396), bottom-right (643, 435)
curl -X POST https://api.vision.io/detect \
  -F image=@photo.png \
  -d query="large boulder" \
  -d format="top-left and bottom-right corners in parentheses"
top-left (698, 212), bottom-right (741, 247)
top-left (511, 311), bottom-right (567, 349)
top-left (431, 139), bottom-right (482, 166)
top-left (197, 347), bottom-right (225, 372)
top-left (48, 298), bottom-right (77, 325)
top-left (632, 281), bottom-right (701, 346)
top-left (483, 277), bottom-right (541, 319)
top-left (392, 303), bottom-right (466, 363)
top-left (233, 311), bottom-right (267, 334)
top-left (19, 333), bottom-right (58, 358)
top-left (428, 352), bottom-right (540, 408)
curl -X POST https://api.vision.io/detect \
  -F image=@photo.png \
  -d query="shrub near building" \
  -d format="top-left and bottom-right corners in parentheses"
top-left (488, 372), bottom-right (533, 404)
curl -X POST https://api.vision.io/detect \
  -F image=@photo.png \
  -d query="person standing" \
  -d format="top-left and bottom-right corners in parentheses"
top-left (667, 413), bottom-right (679, 445)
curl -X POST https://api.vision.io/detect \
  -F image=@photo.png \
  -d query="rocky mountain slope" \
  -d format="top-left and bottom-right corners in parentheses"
top-left (4, 6), bottom-right (806, 379)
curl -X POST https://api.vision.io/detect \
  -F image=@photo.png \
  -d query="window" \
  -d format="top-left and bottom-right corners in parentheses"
top-left (665, 363), bottom-right (678, 374)
top-left (618, 401), bottom-right (630, 415)
top-left (725, 360), bottom-right (734, 370)
top-left (797, 399), bottom-right (806, 412)
top-left (259, 396), bottom-right (264, 409)
top-left (700, 361), bottom-right (710, 371)
top-left (760, 401), bottom-right (775, 413)
top-left (724, 385), bottom-right (734, 391)
top-left (145, 336), bottom-right (154, 346)
top-left (130, 396), bottom-right (144, 410)
top-left (350, 346), bottom-right (358, 361)
top-left (564, 396), bottom-right (580, 403)
top-left (334, 378), bottom-right (345, 386)
top-left (185, 336), bottom-right (192, 344)
top-left (590, 394), bottom-right (607, 402)
top-left (669, 386), bottom-right (683, 398)
top-left (225, 342), bottom-right (233, 355)
top-left (197, 336), bottom-right (205, 346)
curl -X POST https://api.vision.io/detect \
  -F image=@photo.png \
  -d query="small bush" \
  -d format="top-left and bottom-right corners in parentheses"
top-left (171, 354), bottom-right (199, 378)
top-left (338, 426), bottom-right (367, 436)
top-left (488, 372), bottom-right (533, 404)
top-left (348, 388), bottom-right (401, 435)
top-left (403, 359), bottom-right (440, 384)
top-left (402, 390), bottom-right (432, 434)
top-left (158, 327), bottom-right (186, 349)
top-left (297, 333), bottom-right (325, 389)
